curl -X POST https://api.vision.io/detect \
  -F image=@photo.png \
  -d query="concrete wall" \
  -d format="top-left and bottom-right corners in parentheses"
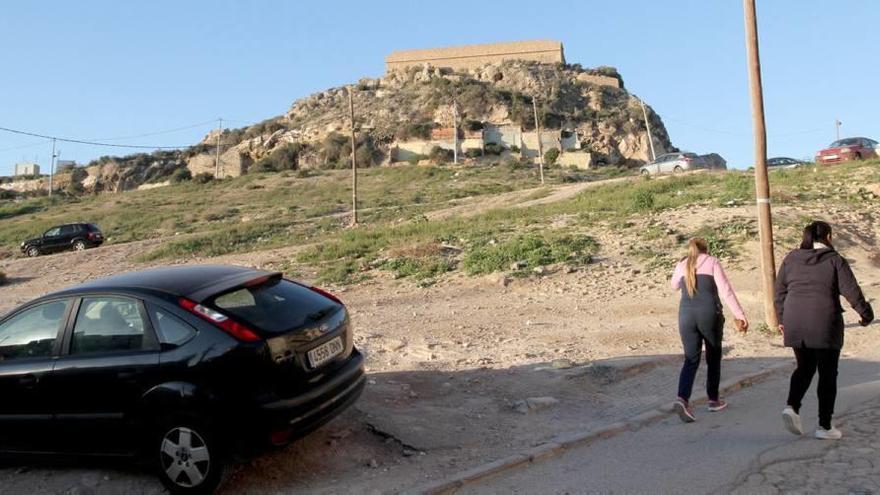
top-left (521, 130), bottom-right (563, 158)
top-left (483, 124), bottom-right (523, 149)
top-left (14, 162), bottom-right (40, 176)
top-left (186, 150), bottom-right (251, 178)
top-left (576, 73), bottom-right (620, 88)
top-left (386, 40), bottom-right (565, 73)
top-left (557, 151), bottom-right (594, 169)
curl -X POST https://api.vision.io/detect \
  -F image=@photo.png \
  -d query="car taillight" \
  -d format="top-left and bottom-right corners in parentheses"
top-left (178, 297), bottom-right (261, 342)
top-left (309, 285), bottom-right (343, 305)
top-left (682, 156), bottom-right (692, 162)
top-left (87, 232), bottom-right (97, 240)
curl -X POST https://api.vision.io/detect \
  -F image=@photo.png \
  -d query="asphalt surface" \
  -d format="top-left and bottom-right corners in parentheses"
top-left (462, 354), bottom-right (880, 494)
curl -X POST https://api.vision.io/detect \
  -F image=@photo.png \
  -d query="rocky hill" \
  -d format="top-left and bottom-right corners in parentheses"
top-left (4, 61), bottom-right (675, 195)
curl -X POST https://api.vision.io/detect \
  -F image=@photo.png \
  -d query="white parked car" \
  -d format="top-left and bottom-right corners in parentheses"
top-left (639, 152), bottom-right (707, 176)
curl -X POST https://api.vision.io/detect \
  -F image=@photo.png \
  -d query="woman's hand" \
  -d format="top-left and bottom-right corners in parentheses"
top-left (735, 319), bottom-right (749, 333)
top-left (778, 324), bottom-right (785, 334)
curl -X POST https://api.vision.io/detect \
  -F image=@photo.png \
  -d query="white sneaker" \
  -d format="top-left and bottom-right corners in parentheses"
top-left (782, 406), bottom-right (803, 436)
top-left (814, 426), bottom-right (842, 440)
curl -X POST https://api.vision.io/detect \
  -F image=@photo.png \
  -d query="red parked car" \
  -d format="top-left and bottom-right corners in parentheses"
top-left (815, 137), bottom-right (879, 165)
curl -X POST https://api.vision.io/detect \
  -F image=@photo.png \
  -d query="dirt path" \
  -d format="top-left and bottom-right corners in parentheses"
top-left (1, 176), bottom-right (878, 493)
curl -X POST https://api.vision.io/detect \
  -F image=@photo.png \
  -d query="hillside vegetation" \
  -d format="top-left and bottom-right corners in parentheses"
top-left (3, 160), bottom-right (878, 286)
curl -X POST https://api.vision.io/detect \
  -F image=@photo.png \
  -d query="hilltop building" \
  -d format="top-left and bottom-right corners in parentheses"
top-left (14, 162), bottom-right (40, 176)
top-left (386, 40), bottom-right (565, 73)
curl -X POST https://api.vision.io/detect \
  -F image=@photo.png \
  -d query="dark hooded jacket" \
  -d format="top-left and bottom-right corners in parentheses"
top-left (774, 247), bottom-right (874, 349)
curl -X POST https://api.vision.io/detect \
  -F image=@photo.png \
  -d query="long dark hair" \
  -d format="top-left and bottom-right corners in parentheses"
top-left (800, 221), bottom-right (833, 249)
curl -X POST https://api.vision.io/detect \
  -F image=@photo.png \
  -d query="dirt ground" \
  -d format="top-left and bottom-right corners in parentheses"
top-left (1, 190), bottom-right (878, 493)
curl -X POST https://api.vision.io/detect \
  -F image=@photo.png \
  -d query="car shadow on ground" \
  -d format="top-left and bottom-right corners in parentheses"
top-left (1, 276), bottom-right (35, 287)
top-left (5, 353), bottom-right (873, 494)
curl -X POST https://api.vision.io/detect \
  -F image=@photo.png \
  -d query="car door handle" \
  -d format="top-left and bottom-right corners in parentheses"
top-left (117, 370), bottom-right (138, 380)
top-left (18, 374), bottom-right (38, 388)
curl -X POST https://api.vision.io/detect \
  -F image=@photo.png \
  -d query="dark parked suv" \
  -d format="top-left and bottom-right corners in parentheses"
top-left (20, 222), bottom-right (104, 257)
top-left (0, 265), bottom-right (365, 493)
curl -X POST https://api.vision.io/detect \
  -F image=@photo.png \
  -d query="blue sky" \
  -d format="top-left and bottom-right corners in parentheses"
top-left (1, 0), bottom-right (877, 176)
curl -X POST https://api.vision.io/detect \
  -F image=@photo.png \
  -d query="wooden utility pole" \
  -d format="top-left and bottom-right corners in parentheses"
top-left (214, 117), bottom-right (223, 178)
top-left (532, 96), bottom-right (545, 185)
top-left (743, 0), bottom-right (778, 329)
top-left (348, 86), bottom-right (358, 226)
top-left (452, 100), bottom-right (459, 165)
top-left (48, 138), bottom-right (56, 197)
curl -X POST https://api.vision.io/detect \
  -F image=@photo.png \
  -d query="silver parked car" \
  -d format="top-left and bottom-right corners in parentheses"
top-left (767, 157), bottom-right (803, 169)
top-left (640, 152), bottom-right (706, 176)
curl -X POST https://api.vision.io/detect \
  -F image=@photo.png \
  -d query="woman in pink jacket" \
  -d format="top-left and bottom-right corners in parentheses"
top-left (669, 238), bottom-right (749, 422)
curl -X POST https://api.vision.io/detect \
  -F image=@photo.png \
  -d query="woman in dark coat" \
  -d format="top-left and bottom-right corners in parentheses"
top-left (775, 221), bottom-right (873, 439)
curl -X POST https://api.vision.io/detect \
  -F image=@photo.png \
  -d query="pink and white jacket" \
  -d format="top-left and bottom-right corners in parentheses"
top-left (670, 254), bottom-right (747, 321)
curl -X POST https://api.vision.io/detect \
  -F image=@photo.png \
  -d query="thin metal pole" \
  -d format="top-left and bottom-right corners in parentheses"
top-left (835, 119), bottom-right (841, 140)
top-left (48, 138), bottom-right (56, 197)
top-left (744, 0), bottom-right (778, 329)
top-left (452, 100), bottom-right (459, 165)
top-left (532, 96), bottom-right (545, 185)
top-left (640, 99), bottom-right (656, 161)
top-left (215, 117), bottom-right (223, 178)
top-left (348, 86), bottom-right (358, 226)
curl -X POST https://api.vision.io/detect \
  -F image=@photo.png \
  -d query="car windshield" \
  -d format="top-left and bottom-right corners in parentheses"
top-left (211, 278), bottom-right (340, 334)
top-left (830, 138), bottom-right (859, 147)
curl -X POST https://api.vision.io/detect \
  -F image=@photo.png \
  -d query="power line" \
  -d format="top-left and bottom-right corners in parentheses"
top-left (0, 139), bottom-right (52, 152)
top-left (94, 119), bottom-right (217, 141)
top-left (0, 125), bottom-right (189, 149)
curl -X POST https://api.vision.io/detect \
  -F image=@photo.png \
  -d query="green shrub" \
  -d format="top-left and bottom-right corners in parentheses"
top-left (407, 154), bottom-right (428, 166)
top-left (465, 148), bottom-right (483, 159)
top-left (170, 168), bottom-right (192, 183)
top-left (544, 148), bottom-right (560, 166)
top-left (429, 146), bottom-right (454, 162)
top-left (192, 173), bottom-right (214, 184)
top-left (463, 234), bottom-right (598, 275)
top-left (630, 188), bottom-right (656, 211)
top-left (383, 257), bottom-right (452, 280)
top-left (0, 270), bottom-right (5, 285)
top-left (254, 143), bottom-right (303, 173)
top-left (509, 145), bottom-right (520, 154)
top-left (484, 143), bottom-right (505, 156)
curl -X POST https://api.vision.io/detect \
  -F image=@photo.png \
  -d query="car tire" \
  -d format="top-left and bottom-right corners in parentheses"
top-left (640, 169), bottom-right (650, 177)
top-left (72, 240), bottom-right (87, 251)
top-left (26, 246), bottom-right (40, 257)
top-left (155, 417), bottom-right (226, 495)
top-left (852, 153), bottom-right (862, 162)
top-left (673, 166), bottom-right (683, 174)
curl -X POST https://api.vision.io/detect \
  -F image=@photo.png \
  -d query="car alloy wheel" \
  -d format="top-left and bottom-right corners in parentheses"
top-left (73, 240), bottom-right (86, 251)
top-left (673, 166), bottom-right (683, 174)
top-left (26, 246), bottom-right (40, 257)
top-left (640, 169), bottom-right (649, 176)
top-left (159, 426), bottom-right (212, 490)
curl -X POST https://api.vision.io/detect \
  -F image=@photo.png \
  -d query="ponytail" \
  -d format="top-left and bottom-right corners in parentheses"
top-left (800, 221), bottom-right (832, 249)
top-left (685, 237), bottom-right (709, 298)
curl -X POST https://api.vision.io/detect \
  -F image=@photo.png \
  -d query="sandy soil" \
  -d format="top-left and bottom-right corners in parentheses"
top-left (0, 183), bottom-right (878, 494)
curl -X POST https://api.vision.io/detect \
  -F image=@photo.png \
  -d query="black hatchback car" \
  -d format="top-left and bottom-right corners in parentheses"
top-left (21, 222), bottom-right (104, 257)
top-left (0, 265), bottom-right (365, 493)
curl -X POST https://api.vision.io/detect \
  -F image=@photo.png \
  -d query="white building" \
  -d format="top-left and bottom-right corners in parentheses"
top-left (14, 162), bottom-right (40, 176)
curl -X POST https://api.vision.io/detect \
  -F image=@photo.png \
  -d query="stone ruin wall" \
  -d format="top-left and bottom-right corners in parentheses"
top-left (386, 40), bottom-right (565, 73)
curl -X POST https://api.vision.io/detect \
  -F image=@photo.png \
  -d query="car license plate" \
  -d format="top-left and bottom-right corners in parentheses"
top-left (825, 154), bottom-right (837, 159)
top-left (307, 337), bottom-right (344, 368)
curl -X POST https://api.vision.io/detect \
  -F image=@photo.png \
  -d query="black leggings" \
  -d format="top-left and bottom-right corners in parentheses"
top-left (677, 312), bottom-right (724, 401)
top-left (787, 347), bottom-right (840, 430)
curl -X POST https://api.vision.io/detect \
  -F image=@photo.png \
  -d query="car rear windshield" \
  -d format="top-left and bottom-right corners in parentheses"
top-left (683, 152), bottom-right (698, 158)
top-left (210, 279), bottom-right (340, 334)
top-left (86, 224), bottom-right (101, 232)
top-left (830, 138), bottom-right (858, 147)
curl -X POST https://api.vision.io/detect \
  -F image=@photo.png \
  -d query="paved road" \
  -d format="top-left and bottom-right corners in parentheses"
top-left (463, 354), bottom-right (880, 494)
